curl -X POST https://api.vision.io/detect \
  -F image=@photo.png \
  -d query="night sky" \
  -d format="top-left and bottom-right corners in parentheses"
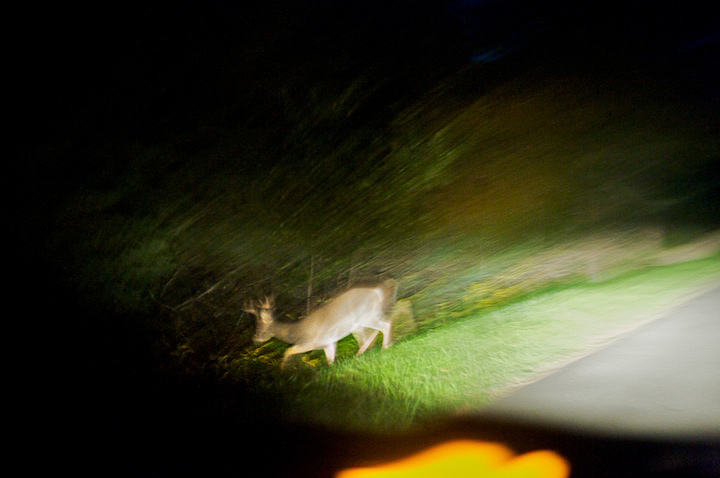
top-left (15, 1), bottom-right (720, 137)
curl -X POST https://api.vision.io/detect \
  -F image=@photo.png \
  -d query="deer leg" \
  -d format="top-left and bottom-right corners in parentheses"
top-left (323, 342), bottom-right (337, 364)
top-left (378, 320), bottom-right (393, 348)
top-left (281, 343), bottom-right (316, 369)
top-left (355, 328), bottom-right (380, 356)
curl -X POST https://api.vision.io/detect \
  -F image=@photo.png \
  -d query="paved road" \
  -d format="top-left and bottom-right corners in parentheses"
top-left (479, 285), bottom-right (720, 439)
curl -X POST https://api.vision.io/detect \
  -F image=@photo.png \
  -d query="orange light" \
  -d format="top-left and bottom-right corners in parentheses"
top-left (336, 440), bottom-right (569, 478)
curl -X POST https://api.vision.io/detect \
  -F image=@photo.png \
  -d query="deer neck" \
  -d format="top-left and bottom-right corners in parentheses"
top-left (269, 319), bottom-right (304, 344)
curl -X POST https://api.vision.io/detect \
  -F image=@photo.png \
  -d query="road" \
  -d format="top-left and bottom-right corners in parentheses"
top-left (478, 285), bottom-right (720, 439)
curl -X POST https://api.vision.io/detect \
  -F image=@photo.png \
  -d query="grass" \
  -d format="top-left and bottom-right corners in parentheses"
top-left (288, 254), bottom-right (720, 432)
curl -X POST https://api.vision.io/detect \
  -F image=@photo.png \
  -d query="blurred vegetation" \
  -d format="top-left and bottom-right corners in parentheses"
top-left (19, 3), bottom-right (720, 401)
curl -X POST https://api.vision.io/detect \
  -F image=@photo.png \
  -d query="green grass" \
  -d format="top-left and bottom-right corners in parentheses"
top-left (289, 254), bottom-right (720, 432)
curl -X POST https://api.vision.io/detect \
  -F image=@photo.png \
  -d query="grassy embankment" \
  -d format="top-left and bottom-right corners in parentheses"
top-left (285, 252), bottom-right (720, 432)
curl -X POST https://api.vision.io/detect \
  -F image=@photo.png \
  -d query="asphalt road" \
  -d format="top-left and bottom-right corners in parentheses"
top-left (478, 285), bottom-right (720, 439)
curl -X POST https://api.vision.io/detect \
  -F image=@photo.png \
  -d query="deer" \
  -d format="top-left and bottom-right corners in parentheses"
top-left (244, 279), bottom-right (397, 368)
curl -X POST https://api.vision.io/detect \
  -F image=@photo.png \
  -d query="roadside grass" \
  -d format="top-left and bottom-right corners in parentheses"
top-left (289, 254), bottom-right (720, 432)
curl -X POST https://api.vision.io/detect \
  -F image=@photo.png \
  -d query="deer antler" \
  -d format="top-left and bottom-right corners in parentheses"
top-left (243, 299), bottom-right (259, 316)
top-left (244, 296), bottom-right (274, 316)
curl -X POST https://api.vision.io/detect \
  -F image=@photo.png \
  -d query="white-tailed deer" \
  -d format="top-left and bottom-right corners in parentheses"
top-left (245, 279), bottom-right (397, 368)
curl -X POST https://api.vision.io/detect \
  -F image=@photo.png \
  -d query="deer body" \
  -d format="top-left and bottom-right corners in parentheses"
top-left (247, 280), bottom-right (396, 367)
